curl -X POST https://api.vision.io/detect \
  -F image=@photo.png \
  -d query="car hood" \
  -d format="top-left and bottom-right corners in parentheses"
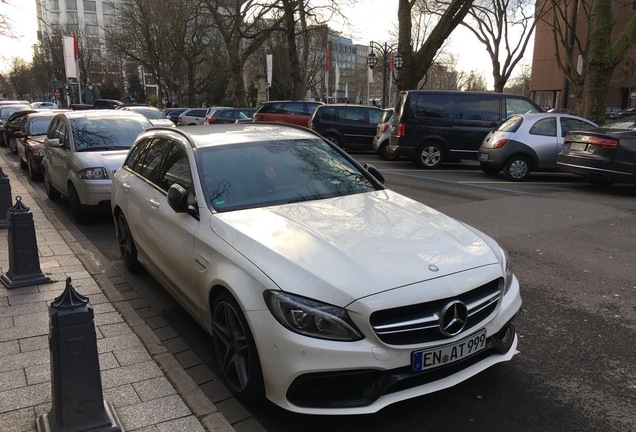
top-left (212, 190), bottom-right (499, 305)
top-left (27, 135), bottom-right (46, 148)
top-left (73, 149), bottom-right (129, 174)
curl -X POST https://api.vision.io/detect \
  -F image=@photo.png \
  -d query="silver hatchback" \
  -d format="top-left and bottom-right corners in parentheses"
top-left (371, 109), bottom-right (395, 160)
top-left (478, 113), bottom-right (597, 181)
top-left (42, 110), bottom-right (153, 222)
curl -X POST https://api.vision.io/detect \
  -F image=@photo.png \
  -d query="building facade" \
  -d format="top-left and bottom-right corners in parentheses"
top-left (530, 0), bottom-right (636, 110)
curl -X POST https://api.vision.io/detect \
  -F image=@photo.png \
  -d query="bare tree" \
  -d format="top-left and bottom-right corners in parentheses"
top-left (397, 0), bottom-right (475, 91)
top-left (202, 0), bottom-right (287, 106)
top-left (461, 0), bottom-right (541, 92)
top-left (542, 0), bottom-right (636, 123)
top-left (7, 58), bottom-right (32, 99)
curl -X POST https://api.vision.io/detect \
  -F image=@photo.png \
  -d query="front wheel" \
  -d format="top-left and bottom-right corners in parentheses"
top-left (504, 156), bottom-right (531, 182)
top-left (44, 169), bottom-right (61, 200)
top-left (212, 291), bottom-right (264, 403)
top-left (117, 213), bottom-right (140, 272)
top-left (8, 137), bottom-right (18, 154)
top-left (68, 183), bottom-right (87, 223)
top-left (415, 143), bottom-right (444, 169)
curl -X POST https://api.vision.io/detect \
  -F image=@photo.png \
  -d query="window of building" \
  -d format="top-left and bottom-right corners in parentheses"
top-left (103, 2), bottom-right (115, 15)
top-left (83, 0), bottom-right (96, 12)
top-left (65, 0), bottom-right (77, 11)
top-left (50, 0), bottom-right (60, 11)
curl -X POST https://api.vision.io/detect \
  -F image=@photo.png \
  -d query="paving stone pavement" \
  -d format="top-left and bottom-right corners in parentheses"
top-left (0, 152), bottom-right (235, 432)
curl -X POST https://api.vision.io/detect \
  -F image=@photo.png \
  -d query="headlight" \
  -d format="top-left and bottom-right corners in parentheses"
top-left (78, 167), bottom-right (108, 179)
top-left (33, 148), bottom-right (44, 157)
top-left (502, 248), bottom-right (514, 294)
top-left (264, 291), bottom-right (363, 341)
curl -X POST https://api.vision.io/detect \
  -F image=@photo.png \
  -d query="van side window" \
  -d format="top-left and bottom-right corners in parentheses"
top-left (368, 109), bottom-right (381, 124)
top-left (506, 98), bottom-right (540, 117)
top-left (339, 107), bottom-right (365, 122)
top-left (412, 94), bottom-right (452, 118)
top-left (454, 95), bottom-right (499, 121)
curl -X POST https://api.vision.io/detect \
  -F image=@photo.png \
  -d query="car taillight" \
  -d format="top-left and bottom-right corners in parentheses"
top-left (309, 122), bottom-right (315, 130)
top-left (397, 123), bottom-right (405, 137)
top-left (381, 124), bottom-right (389, 133)
top-left (493, 139), bottom-right (510, 148)
top-left (177, 117), bottom-right (182, 125)
top-left (207, 117), bottom-right (216, 124)
top-left (587, 136), bottom-right (619, 149)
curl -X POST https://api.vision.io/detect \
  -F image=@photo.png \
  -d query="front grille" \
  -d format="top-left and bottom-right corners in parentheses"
top-left (370, 278), bottom-right (501, 345)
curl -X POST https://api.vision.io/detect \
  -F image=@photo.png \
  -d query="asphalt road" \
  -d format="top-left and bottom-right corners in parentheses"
top-left (12, 150), bottom-right (636, 432)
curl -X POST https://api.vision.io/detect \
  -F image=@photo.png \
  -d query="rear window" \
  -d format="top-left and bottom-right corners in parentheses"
top-left (496, 116), bottom-right (523, 133)
top-left (380, 109), bottom-right (393, 123)
top-left (605, 118), bottom-right (636, 130)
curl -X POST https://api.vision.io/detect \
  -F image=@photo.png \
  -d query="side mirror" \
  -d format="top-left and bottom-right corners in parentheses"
top-left (363, 163), bottom-right (385, 184)
top-left (167, 183), bottom-right (189, 213)
top-left (13, 131), bottom-right (26, 139)
top-left (45, 138), bottom-right (61, 148)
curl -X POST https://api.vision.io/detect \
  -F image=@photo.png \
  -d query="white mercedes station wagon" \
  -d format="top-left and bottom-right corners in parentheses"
top-left (111, 123), bottom-right (522, 414)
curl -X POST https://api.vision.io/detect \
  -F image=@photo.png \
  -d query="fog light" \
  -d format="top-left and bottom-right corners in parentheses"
top-left (491, 323), bottom-right (515, 353)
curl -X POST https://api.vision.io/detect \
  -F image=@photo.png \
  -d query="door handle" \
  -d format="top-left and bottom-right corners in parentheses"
top-left (121, 182), bottom-right (131, 191)
top-left (149, 198), bottom-right (160, 208)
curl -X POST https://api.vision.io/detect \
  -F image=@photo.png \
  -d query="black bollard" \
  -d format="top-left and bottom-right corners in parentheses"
top-left (1, 196), bottom-right (52, 289)
top-left (0, 167), bottom-right (12, 228)
top-left (37, 277), bottom-right (124, 432)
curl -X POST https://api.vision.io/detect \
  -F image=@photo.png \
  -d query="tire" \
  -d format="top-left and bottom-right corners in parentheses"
top-left (116, 213), bottom-right (140, 272)
top-left (19, 156), bottom-right (27, 170)
top-left (8, 137), bottom-right (17, 154)
top-left (503, 156), bottom-right (531, 182)
top-left (68, 183), bottom-right (87, 223)
top-left (325, 134), bottom-right (341, 148)
top-left (212, 291), bottom-right (265, 403)
top-left (27, 160), bottom-right (39, 181)
top-left (480, 163), bottom-right (500, 176)
top-left (415, 142), bottom-right (444, 169)
top-left (378, 140), bottom-right (398, 161)
top-left (43, 169), bottom-right (61, 200)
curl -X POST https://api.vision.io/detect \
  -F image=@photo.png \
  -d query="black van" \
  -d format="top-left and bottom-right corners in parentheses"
top-left (387, 90), bottom-right (543, 168)
top-left (308, 104), bottom-right (382, 151)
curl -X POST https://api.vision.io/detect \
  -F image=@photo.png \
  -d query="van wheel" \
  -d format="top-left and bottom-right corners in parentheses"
top-left (415, 143), bottom-right (444, 169)
top-left (504, 156), bottom-right (531, 182)
top-left (378, 141), bottom-right (398, 161)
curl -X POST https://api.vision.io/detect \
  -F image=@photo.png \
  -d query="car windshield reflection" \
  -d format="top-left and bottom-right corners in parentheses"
top-left (70, 117), bottom-right (150, 151)
top-left (200, 139), bottom-right (378, 212)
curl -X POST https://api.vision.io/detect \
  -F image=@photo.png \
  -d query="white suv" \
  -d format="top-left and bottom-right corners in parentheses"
top-left (42, 110), bottom-right (153, 222)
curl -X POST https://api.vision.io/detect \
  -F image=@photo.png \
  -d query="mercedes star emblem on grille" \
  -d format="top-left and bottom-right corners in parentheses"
top-left (439, 300), bottom-right (468, 337)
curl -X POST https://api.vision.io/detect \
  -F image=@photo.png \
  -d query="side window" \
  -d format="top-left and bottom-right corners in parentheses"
top-left (412, 93), bottom-right (453, 118)
top-left (56, 121), bottom-right (69, 145)
top-left (284, 102), bottom-right (305, 115)
top-left (506, 97), bottom-right (540, 116)
top-left (529, 118), bottom-right (557, 137)
top-left (124, 138), bottom-right (151, 171)
top-left (560, 118), bottom-right (595, 137)
top-left (454, 95), bottom-right (500, 121)
top-left (132, 138), bottom-right (172, 183)
top-left (322, 107), bottom-right (336, 121)
top-left (339, 107), bottom-right (365, 122)
top-left (156, 143), bottom-right (191, 192)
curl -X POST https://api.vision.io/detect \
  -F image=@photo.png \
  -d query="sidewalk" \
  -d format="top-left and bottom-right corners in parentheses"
top-left (0, 152), bottom-right (235, 432)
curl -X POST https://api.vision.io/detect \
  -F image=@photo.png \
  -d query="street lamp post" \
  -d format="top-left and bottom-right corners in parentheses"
top-left (366, 41), bottom-right (403, 109)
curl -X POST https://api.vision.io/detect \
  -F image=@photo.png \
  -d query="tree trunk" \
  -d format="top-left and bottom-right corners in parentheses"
top-left (283, 0), bottom-right (304, 100)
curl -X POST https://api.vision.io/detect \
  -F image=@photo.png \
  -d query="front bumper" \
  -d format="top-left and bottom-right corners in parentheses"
top-left (248, 274), bottom-right (522, 414)
top-left (74, 179), bottom-right (113, 206)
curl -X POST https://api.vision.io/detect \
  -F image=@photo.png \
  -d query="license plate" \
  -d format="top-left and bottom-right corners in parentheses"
top-left (412, 329), bottom-right (487, 373)
top-left (479, 153), bottom-right (489, 160)
top-left (570, 142), bottom-right (588, 152)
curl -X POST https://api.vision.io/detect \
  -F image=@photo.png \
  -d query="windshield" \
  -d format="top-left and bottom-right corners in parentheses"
top-left (70, 116), bottom-right (151, 151)
top-left (199, 139), bottom-right (379, 212)
top-left (28, 116), bottom-right (56, 136)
